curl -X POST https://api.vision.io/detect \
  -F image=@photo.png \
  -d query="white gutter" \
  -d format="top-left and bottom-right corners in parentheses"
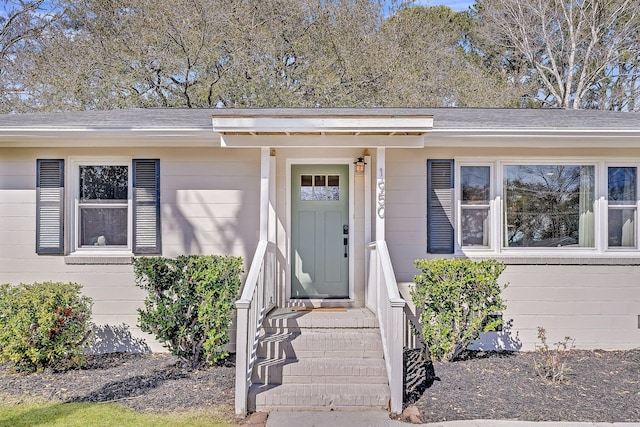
top-left (425, 128), bottom-right (640, 148)
top-left (0, 129), bottom-right (219, 147)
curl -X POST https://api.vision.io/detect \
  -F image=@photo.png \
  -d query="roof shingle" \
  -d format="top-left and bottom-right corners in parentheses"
top-left (0, 108), bottom-right (638, 131)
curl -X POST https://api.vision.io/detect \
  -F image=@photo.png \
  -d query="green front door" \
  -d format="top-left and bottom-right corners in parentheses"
top-left (291, 164), bottom-right (349, 299)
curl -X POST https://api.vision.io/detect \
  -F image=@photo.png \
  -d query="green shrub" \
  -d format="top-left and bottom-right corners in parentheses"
top-left (132, 255), bottom-right (243, 369)
top-left (0, 282), bottom-right (93, 372)
top-left (411, 258), bottom-right (507, 362)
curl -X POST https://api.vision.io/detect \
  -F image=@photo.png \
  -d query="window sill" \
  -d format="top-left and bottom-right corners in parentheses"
top-left (457, 253), bottom-right (640, 265)
top-left (64, 255), bottom-right (133, 265)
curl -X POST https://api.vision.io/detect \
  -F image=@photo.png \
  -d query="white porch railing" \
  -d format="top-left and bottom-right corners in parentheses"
top-left (234, 240), bottom-right (276, 416)
top-left (367, 240), bottom-right (405, 415)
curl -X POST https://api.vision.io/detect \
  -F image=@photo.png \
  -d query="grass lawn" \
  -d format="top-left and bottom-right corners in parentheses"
top-left (0, 401), bottom-right (234, 427)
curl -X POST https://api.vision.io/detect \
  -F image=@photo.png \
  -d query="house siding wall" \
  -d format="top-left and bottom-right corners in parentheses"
top-left (0, 147), bottom-right (260, 353)
top-left (3, 140), bottom-right (640, 353)
top-left (498, 264), bottom-right (640, 350)
top-left (388, 146), bottom-right (640, 351)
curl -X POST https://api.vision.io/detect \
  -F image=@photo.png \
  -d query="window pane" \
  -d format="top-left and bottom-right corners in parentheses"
top-left (80, 166), bottom-right (128, 200)
top-left (301, 175), bottom-right (313, 201)
top-left (608, 167), bottom-right (637, 205)
top-left (314, 175), bottom-right (326, 200)
top-left (327, 175), bottom-right (340, 201)
top-left (461, 166), bottom-right (490, 204)
top-left (608, 208), bottom-right (635, 247)
top-left (80, 207), bottom-right (128, 246)
top-left (461, 208), bottom-right (489, 246)
top-left (504, 165), bottom-right (594, 247)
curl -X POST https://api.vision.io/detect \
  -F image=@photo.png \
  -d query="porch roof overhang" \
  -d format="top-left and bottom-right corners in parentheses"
top-left (211, 109), bottom-right (434, 148)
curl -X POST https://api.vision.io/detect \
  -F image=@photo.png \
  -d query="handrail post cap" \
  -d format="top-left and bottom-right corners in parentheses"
top-left (390, 299), bottom-right (405, 308)
top-left (235, 300), bottom-right (251, 309)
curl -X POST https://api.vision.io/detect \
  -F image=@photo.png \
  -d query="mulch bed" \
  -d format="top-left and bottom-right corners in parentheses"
top-left (410, 349), bottom-right (640, 423)
top-left (0, 353), bottom-right (235, 415)
top-left (2, 349), bottom-right (640, 423)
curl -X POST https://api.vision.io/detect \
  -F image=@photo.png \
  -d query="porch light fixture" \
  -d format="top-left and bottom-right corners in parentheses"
top-left (354, 157), bottom-right (367, 173)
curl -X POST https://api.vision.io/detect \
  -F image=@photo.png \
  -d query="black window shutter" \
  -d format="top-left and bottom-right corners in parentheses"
top-left (133, 159), bottom-right (161, 254)
top-left (427, 159), bottom-right (454, 254)
top-left (36, 159), bottom-right (65, 254)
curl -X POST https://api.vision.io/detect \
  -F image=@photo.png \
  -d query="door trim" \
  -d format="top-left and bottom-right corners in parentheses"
top-left (286, 158), bottom-right (355, 303)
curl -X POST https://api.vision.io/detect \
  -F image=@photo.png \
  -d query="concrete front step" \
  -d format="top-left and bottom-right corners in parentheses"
top-left (263, 307), bottom-right (379, 330)
top-left (256, 329), bottom-right (384, 359)
top-left (252, 357), bottom-right (388, 385)
top-left (249, 307), bottom-right (390, 412)
top-left (250, 383), bottom-right (391, 412)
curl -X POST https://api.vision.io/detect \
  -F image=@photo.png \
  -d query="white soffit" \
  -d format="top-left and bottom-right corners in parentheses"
top-left (426, 129), bottom-right (640, 148)
top-left (0, 129), bottom-right (216, 147)
top-left (211, 114), bottom-right (434, 148)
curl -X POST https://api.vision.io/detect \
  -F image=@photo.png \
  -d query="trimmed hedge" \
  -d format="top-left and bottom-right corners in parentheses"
top-left (412, 258), bottom-right (507, 362)
top-left (132, 255), bottom-right (243, 369)
top-left (0, 282), bottom-right (93, 372)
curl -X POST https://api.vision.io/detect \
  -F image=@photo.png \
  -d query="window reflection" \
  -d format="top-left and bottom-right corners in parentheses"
top-left (299, 174), bottom-right (340, 201)
top-left (301, 175), bottom-right (313, 201)
top-left (328, 175), bottom-right (340, 200)
top-left (609, 167), bottom-right (636, 205)
top-left (314, 175), bottom-right (326, 200)
top-left (462, 166), bottom-right (490, 204)
top-left (504, 165), bottom-right (594, 247)
top-left (80, 166), bottom-right (128, 201)
top-left (608, 167), bottom-right (637, 248)
top-left (461, 209), bottom-right (489, 246)
top-left (461, 166), bottom-right (490, 247)
top-left (78, 165), bottom-right (129, 248)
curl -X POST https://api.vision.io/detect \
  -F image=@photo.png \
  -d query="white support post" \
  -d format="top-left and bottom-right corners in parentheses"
top-left (235, 147), bottom-right (272, 417)
top-left (260, 147), bottom-right (270, 241)
top-left (234, 301), bottom-right (249, 416)
top-left (364, 154), bottom-right (372, 245)
top-left (366, 244), bottom-right (377, 314)
top-left (268, 150), bottom-right (277, 307)
top-left (268, 150), bottom-right (276, 244)
top-left (364, 154), bottom-right (372, 308)
top-left (390, 299), bottom-right (405, 414)
top-left (376, 147), bottom-right (386, 241)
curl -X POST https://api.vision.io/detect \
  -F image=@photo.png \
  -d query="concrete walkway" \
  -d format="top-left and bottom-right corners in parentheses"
top-left (264, 410), bottom-right (640, 427)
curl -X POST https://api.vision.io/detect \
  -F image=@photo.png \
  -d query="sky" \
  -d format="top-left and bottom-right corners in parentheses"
top-left (415, 1), bottom-right (476, 12)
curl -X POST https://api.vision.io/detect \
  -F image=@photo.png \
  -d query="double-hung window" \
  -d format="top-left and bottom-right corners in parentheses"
top-left (77, 164), bottom-right (129, 249)
top-left (460, 165), bottom-right (491, 248)
top-left (36, 158), bottom-right (161, 255)
top-left (607, 166), bottom-right (637, 248)
top-left (427, 160), bottom-right (492, 253)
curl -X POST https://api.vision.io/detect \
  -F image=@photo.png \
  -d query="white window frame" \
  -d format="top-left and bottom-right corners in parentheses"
top-left (605, 162), bottom-right (639, 251)
top-left (456, 162), bottom-right (495, 252)
top-left (69, 157), bottom-right (133, 254)
top-left (499, 160), bottom-right (598, 253)
top-left (453, 157), bottom-right (640, 257)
